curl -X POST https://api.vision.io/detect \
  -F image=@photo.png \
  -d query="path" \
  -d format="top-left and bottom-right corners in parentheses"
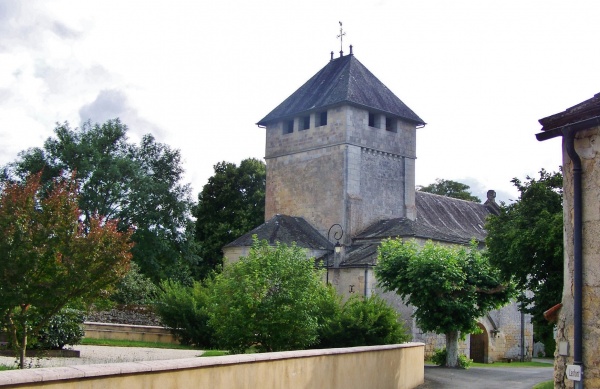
top-left (418, 365), bottom-right (553, 389)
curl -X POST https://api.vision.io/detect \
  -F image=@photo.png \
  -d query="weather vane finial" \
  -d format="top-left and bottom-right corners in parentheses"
top-left (337, 21), bottom-right (346, 56)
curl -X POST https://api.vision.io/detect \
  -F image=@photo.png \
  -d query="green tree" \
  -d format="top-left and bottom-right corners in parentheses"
top-left (485, 169), bottom-right (563, 347)
top-left (376, 239), bottom-right (513, 367)
top-left (208, 238), bottom-right (331, 354)
top-left (418, 178), bottom-right (481, 202)
top-left (3, 119), bottom-right (198, 282)
top-left (193, 158), bottom-right (265, 276)
top-left (0, 173), bottom-right (132, 368)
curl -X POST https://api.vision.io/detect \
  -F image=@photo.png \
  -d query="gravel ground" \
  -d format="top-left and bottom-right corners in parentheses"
top-left (0, 345), bottom-right (203, 369)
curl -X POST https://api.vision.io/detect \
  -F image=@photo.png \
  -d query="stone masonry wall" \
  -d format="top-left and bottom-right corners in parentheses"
top-left (555, 126), bottom-right (600, 388)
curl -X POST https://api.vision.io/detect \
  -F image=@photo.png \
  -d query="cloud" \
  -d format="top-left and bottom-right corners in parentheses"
top-left (79, 89), bottom-right (165, 141)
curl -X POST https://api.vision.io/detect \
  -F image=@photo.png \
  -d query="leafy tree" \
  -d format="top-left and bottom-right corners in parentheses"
top-left (193, 158), bottom-right (265, 276)
top-left (418, 178), bottom-right (481, 202)
top-left (485, 169), bottom-right (563, 347)
top-left (208, 238), bottom-right (332, 354)
top-left (3, 119), bottom-right (198, 282)
top-left (376, 239), bottom-right (513, 367)
top-left (0, 173), bottom-right (132, 368)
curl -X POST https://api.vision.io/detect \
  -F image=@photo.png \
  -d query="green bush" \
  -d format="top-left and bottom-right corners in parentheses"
top-left (111, 262), bottom-right (159, 305)
top-left (154, 279), bottom-right (213, 348)
top-left (208, 239), bottom-right (332, 354)
top-left (316, 294), bottom-right (409, 348)
top-left (430, 348), bottom-right (472, 369)
top-left (34, 308), bottom-right (85, 350)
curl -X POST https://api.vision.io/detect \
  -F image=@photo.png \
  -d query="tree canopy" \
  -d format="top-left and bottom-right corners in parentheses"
top-left (376, 239), bottom-right (513, 367)
top-left (193, 158), bottom-right (265, 276)
top-left (208, 238), bottom-right (331, 354)
top-left (485, 169), bottom-right (563, 345)
top-left (0, 173), bottom-right (132, 367)
top-left (2, 119), bottom-right (198, 282)
top-left (417, 178), bottom-right (481, 202)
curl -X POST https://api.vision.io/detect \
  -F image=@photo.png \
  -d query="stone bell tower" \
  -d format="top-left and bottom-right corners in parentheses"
top-left (256, 49), bottom-right (425, 243)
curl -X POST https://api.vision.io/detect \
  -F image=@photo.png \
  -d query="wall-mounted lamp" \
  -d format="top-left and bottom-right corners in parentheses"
top-left (491, 329), bottom-right (500, 338)
top-left (334, 241), bottom-right (342, 254)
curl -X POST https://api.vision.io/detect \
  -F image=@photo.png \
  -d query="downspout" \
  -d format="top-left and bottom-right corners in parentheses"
top-left (537, 119), bottom-right (590, 386)
top-left (564, 130), bottom-right (583, 381)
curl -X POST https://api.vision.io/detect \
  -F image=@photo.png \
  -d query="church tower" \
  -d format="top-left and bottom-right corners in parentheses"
top-left (257, 50), bottom-right (425, 243)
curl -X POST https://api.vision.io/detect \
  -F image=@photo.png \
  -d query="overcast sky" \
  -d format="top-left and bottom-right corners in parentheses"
top-left (1, 1), bottom-right (598, 203)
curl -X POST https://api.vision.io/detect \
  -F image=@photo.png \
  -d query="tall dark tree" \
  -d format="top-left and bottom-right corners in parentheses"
top-left (193, 158), bottom-right (265, 276)
top-left (418, 178), bottom-right (481, 202)
top-left (3, 119), bottom-right (198, 283)
top-left (485, 169), bottom-right (563, 347)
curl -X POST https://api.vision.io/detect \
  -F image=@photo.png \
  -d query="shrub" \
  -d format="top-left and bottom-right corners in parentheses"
top-left (110, 262), bottom-right (159, 305)
top-left (208, 239), bottom-right (332, 354)
top-left (316, 294), bottom-right (409, 348)
top-left (154, 279), bottom-right (213, 348)
top-left (430, 348), bottom-right (472, 369)
top-left (34, 308), bottom-right (86, 350)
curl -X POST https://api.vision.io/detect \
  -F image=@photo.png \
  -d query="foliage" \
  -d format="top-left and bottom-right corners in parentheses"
top-left (33, 308), bottom-right (85, 350)
top-left (193, 158), bottom-right (266, 277)
top-left (3, 119), bottom-right (198, 283)
top-left (316, 294), bottom-right (409, 348)
top-left (154, 279), bottom-right (213, 348)
top-left (417, 178), bottom-right (481, 202)
top-left (208, 238), bottom-right (332, 354)
top-left (0, 173), bottom-right (132, 368)
top-left (110, 262), bottom-right (159, 305)
top-left (430, 348), bottom-right (472, 369)
top-left (485, 169), bottom-right (563, 345)
top-left (376, 239), bottom-right (513, 367)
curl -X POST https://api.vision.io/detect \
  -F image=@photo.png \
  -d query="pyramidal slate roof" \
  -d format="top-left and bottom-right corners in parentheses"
top-left (257, 54), bottom-right (425, 127)
top-left (224, 214), bottom-right (332, 250)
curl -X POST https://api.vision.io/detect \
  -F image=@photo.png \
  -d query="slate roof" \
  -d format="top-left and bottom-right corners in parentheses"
top-left (353, 192), bottom-right (491, 245)
top-left (257, 54), bottom-right (425, 127)
top-left (223, 214), bottom-right (332, 250)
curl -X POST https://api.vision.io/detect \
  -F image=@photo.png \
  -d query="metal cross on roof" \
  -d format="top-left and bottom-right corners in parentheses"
top-left (337, 21), bottom-right (346, 56)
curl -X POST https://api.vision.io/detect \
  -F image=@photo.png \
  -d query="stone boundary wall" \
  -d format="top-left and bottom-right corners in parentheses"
top-left (83, 322), bottom-right (178, 345)
top-left (0, 343), bottom-right (424, 389)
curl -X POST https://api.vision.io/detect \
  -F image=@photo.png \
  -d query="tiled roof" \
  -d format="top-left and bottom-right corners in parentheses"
top-left (257, 54), bottom-right (425, 127)
top-left (223, 214), bottom-right (332, 250)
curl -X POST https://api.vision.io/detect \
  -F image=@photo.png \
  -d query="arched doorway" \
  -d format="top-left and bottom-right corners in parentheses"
top-left (470, 323), bottom-right (489, 363)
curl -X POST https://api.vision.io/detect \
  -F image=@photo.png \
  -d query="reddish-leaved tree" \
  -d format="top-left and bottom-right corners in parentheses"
top-left (0, 173), bottom-right (133, 368)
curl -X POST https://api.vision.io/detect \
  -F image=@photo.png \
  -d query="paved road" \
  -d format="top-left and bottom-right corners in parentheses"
top-left (417, 365), bottom-right (553, 389)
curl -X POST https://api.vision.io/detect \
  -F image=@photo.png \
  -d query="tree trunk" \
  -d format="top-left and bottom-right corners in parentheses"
top-left (446, 331), bottom-right (459, 367)
top-left (19, 332), bottom-right (26, 369)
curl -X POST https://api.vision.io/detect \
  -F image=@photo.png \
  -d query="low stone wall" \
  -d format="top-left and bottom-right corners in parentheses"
top-left (84, 322), bottom-right (178, 345)
top-left (0, 343), bottom-right (424, 389)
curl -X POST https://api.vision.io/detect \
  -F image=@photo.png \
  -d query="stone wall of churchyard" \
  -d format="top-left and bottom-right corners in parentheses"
top-left (555, 126), bottom-right (600, 388)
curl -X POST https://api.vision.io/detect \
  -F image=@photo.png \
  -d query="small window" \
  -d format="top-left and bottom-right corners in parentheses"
top-left (386, 117), bottom-right (397, 132)
top-left (368, 113), bottom-right (376, 127)
top-left (284, 119), bottom-right (294, 134)
top-left (316, 111), bottom-right (328, 127)
top-left (301, 115), bottom-right (310, 130)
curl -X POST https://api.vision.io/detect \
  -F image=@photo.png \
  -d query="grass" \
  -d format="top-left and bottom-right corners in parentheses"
top-left (0, 364), bottom-right (16, 371)
top-left (80, 338), bottom-right (199, 350)
top-left (532, 380), bottom-right (553, 389)
top-left (471, 360), bottom-right (553, 368)
top-left (200, 350), bottom-right (229, 357)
